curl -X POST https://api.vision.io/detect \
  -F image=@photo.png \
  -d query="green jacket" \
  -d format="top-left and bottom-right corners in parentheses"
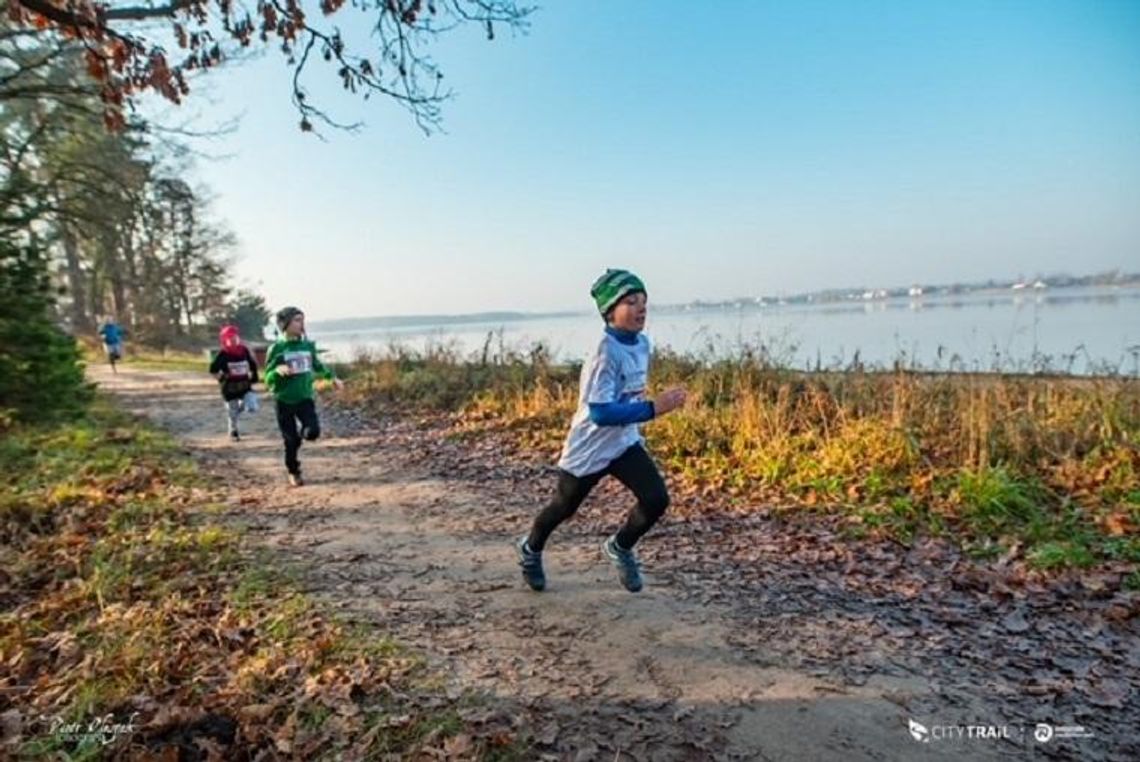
top-left (264, 336), bottom-right (335, 405)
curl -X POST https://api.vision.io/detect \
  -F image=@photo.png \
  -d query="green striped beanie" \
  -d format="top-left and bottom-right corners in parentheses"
top-left (590, 269), bottom-right (646, 316)
top-left (276, 306), bottom-right (303, 332)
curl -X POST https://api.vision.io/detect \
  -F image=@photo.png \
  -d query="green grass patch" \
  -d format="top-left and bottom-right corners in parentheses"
top-left (1125, 570), bottom-right (1140, 591)
top-left (1027, 541), bottom-right (1098, 569)
top-left (120, 351), bottom-right (206, 372)
top-left (80, 340), bottom-right (206, 372)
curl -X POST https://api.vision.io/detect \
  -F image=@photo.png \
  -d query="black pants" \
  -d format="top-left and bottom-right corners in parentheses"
top-left (527, 444), bottom-right (670, 552)
top-left (275, 399), bottom-right (320, 475)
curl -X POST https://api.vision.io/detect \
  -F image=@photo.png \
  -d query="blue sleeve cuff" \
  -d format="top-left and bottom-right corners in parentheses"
top-left (588, 400), bottom-right (655, 426)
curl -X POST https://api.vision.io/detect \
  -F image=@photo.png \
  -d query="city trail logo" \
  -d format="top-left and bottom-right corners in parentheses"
top-left (909, 718), bottom-right (1093, 745)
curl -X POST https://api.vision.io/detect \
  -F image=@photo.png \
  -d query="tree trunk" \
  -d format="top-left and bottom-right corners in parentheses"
top-left (120, 220), bottom-right (140, 325)
top-left (59, 220), bottom-right (90, 332)
top-left (102, 231), bottom-right (127, 323)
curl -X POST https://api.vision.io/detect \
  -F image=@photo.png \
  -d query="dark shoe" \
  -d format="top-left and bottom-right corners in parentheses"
top-left (231, 430), bottom-right (240, 441)
top-left (515, 536), bottom-right (546, 592)
top-left (288, 472), bottom-right (304, 488)
top-left (602, 535), bottom-right (643, 592)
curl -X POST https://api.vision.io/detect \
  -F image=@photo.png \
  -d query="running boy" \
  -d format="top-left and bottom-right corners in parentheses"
top-left (98, 318), bottom-right (125, 371)
top-left (516, 269), bottom-right (687, 593)
top-left (264, 306), bottom-right (343, 487)
top-left (208, 325), bottom-right (259, 441)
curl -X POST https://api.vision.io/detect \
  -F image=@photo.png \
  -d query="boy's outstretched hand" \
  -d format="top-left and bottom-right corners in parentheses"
top-left (654, 387), bottom-right (688, 416)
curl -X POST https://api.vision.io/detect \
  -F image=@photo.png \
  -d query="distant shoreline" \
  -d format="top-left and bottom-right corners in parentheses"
top-left (309, 280), bottom-right (1140, 334)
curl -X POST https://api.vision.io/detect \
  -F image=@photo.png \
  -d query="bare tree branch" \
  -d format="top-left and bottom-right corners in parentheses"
top-left (7, 0), bottom-right (534, 133)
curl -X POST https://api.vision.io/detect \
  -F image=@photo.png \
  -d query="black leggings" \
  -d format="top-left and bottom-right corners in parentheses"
top-left (275, 399), bottom-right (320, 475)
top-left (527, 444), bottom-right (670, 552)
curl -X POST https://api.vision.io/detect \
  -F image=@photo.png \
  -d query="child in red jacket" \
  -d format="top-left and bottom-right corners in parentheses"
top-left (208, 325), bottom-right (260, 441)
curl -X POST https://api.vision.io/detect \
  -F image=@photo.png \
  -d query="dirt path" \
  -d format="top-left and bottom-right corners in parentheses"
top-left (92, 365), bottom-right (1136, 761)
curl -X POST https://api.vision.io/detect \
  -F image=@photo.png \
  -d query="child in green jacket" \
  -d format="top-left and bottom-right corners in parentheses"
top-left (264, 306), bottom-right (343, 486)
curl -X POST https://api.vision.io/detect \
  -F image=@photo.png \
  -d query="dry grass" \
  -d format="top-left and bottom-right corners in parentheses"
top-left (345, 344), bottom-right (1140, 570)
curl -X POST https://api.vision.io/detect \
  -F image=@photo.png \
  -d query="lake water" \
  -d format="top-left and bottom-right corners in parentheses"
top-left (308, 287), bottom-right (1140, 376)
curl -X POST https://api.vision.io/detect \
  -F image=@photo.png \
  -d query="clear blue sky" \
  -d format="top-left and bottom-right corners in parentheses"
top-left (182, 0), bottom-right (1140, 319)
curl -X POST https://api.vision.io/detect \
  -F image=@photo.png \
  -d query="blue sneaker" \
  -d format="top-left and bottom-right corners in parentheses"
top-left (602, 535), bottom-right (643, 592)
top-left (515, 536), bottom-right (546, 592)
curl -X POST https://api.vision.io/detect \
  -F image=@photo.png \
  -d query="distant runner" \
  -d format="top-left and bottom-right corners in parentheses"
top-left (97, 317), bottom-right (125, 372)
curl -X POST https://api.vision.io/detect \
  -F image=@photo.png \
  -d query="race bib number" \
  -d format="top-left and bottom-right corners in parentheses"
top-left (283, 351), bottom-right (313, 375)
top-left (226, 360), bottom-right (251, 378)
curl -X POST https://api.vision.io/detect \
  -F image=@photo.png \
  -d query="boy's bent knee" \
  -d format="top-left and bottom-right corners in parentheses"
top-left (303, 426), bottom-right (321, 442)
top-left (643, 488), bottom-right (670, 519)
